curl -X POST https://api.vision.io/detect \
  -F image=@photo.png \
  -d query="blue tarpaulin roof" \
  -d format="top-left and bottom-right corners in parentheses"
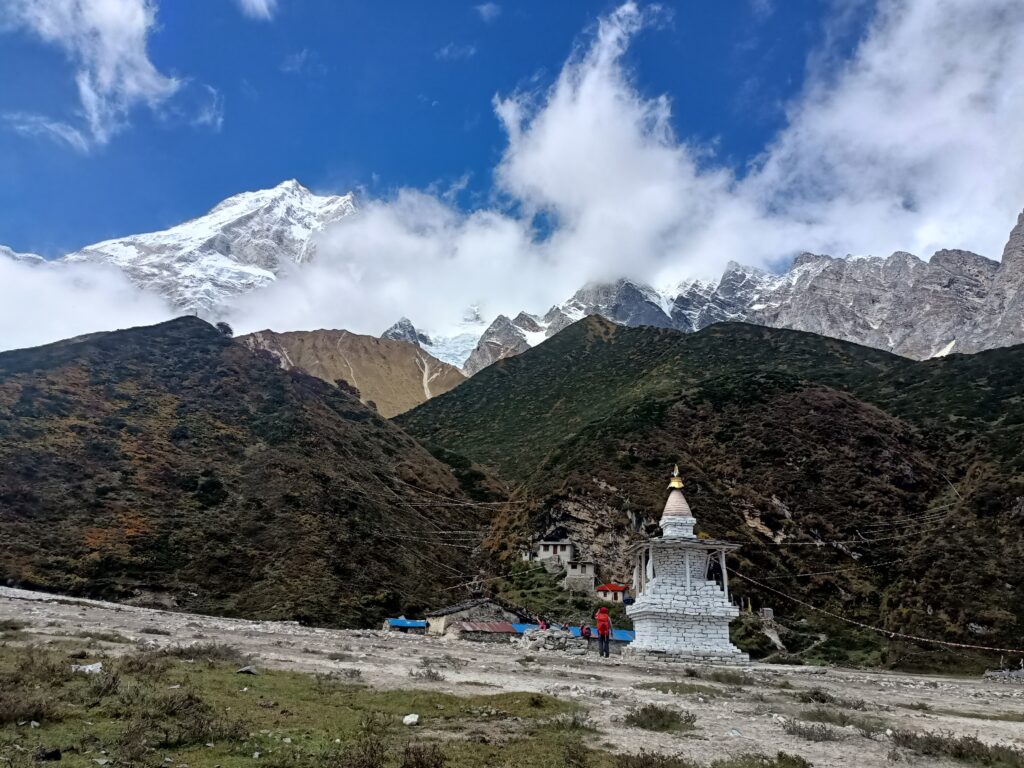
top-left (386, 618), bottom-right (427, 628)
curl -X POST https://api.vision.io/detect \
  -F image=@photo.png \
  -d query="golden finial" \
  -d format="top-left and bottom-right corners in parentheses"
top-left (668, 464), bottom-right (684, 489)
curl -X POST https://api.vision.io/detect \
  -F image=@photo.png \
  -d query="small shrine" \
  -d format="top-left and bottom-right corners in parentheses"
top-left (625, 467), bottom-right (748, 663)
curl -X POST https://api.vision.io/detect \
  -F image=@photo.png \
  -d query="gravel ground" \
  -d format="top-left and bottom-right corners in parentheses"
top-left (3, 586), bottom-right (1023, 767)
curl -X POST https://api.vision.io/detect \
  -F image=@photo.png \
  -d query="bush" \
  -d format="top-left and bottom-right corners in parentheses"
top-left (800, 707), bottom-right (883, 736)
top-left (409, 668), bottom-right (446, 682)
top-left (399, 744), bottom-right (448, 768)
top-left (0, 690), bottom-right (59, 725)
top-left (615, 753), bottom-right (812, 768)
top-left (794, 687), bottom-right (865, 709)
top-left (623, 704), bottom-right (696, 732)
top-left (890, 729), bottom-right (1024, 767)
top-left (546, 711), bottom-right (597, 732)
top-left (161, 642), bottom-right (247, 664)
top-left (782, 719), bottom-right (843, 742)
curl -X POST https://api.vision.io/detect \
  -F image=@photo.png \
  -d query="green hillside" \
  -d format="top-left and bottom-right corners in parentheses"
top-left (399, 317), bottom-right (1024, 668)
top-left (0, 317), bottom-right (489, 627)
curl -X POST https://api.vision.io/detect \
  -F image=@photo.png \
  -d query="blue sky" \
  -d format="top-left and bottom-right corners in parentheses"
top-left (3, 0), bottom-right (1024, 349)
top-left (0, 1), bottom-right (840, 256)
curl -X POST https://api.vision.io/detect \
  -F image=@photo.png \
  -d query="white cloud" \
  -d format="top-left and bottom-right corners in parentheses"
top-left (0, 258), bottom-right (175, 351)
top-left (229, 0), bottom-right (1024, 340)
top-left (3, 112), bottom-right (90, 152)
top-left (190, 85), bottom-right (224, 131)
top-left (474, 3), bottom-right (501, 23)
top-left (435, 42), bottom-right (477, 62)
top-left (9, 0), bottom-right (1024, 348)
top-left (235, 0), bottom-right (278, 20)
top-left (281, 48), bottom-right (327, 77)
top-left (2, 0), bottom-right (181, 148)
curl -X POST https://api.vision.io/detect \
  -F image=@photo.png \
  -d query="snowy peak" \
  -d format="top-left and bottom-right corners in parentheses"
top-left (59, 180), bottom-right (357, 315)
top-left (382, 317), bottom-right (433, 347)
top-left (0, 245), bottom-right (44, 265)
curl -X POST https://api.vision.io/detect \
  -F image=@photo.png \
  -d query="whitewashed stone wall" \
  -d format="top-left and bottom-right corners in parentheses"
top-left (626, 540), bottom-right (746, 661)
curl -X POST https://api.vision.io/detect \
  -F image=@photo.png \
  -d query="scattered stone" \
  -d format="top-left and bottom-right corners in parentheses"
top-left (34, 747), bottom-right (61, 761)
top-left (403, 714), bottom-right (420, 726)
top-left (71, 662), bottom-right (103, 674)
top-left (236, 665), bottom-right (259, 675)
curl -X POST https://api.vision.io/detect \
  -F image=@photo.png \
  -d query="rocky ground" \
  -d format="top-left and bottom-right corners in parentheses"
top-left (2, 587), bottom-right (1023, 767)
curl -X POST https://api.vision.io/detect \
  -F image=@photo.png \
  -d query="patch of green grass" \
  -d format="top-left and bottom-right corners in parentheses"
top-left (635, 681), bottom-right (719, 697)
top-left (0, 619), bottom-right (27, 633)
top-left (905, 700), bottom-right (932, 711)
top-left (623, 704), bottom-right (696, 732)
top-left (890, 729), bottom-right (1024, 767)
top-left (930, 708), bottom-right (1024, 723)
top-left (0, 644), bottom-right (595, 768)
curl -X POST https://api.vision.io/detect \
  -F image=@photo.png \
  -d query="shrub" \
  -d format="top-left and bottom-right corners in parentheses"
top-left (782, 719), bottom-right (842, 742)
top-left (615, 753), bottom-right (811, 768)
top-left (546, 711), bottom-right (597, 732)
top-left (337, 713), bottom-right (391, 768)
top-left (794, 687), bottom-right (865, 710)
top-left (116, 650), bottom-right (173, 679)
top-left (800, 707), bottom-right (883, 736)
top-left (0, 690), bottom-right (59, 725)
top-left (624, 704), bottom-right (696, 732)
top-left (890, 729), bottom-right (1024, 767)
top-left (161, 642), bottom-right (247, 664)
top-left (408, 668), bottom-right (446, 682)
top-left (399, 744), bottom-right (448, 768)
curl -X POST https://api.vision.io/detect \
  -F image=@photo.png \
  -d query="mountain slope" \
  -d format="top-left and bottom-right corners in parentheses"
top-left (60, 180), bottom-right (355, 315)
top-left (0, 317), bottom-right (484, 626)
top-left (240, 328), bottom-right (465, 417)
top-left (399, 317), bottom-right (1024, 665)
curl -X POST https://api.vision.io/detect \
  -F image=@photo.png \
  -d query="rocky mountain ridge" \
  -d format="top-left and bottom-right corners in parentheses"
top-left (240, 327), bottom-right (464, 417)
top-left (446, 211), bottom-right (1024, 374)
top-left (4, 180), bottom-right (1021, 368)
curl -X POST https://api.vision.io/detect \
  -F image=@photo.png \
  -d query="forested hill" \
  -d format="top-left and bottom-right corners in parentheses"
top-left (0, 317), bottom-right (489, 627)
top-left (399, 316), bottom-right (1024, 667)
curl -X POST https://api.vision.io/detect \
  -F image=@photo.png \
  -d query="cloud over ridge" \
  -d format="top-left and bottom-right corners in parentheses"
top-left (230, 0), bottom-right (1024, 338)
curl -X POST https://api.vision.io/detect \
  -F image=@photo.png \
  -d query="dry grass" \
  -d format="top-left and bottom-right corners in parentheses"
top-left (890, 729), bottom-right (1024, 767)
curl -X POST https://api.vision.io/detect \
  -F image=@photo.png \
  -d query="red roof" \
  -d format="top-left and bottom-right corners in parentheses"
top-left (596, 583), bottom-right (628, 592)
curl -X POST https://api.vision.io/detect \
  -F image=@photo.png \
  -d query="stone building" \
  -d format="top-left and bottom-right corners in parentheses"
top-left (563, 559), bottom-right (596, 592)
top-left (424, 597), bottom-right (529, 636)
top-left (625, 467), bottom-right (747, 663)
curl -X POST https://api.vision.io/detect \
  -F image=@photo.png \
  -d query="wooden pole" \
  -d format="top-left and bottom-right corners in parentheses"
top-left (719, 549), bottom-right (729, 602)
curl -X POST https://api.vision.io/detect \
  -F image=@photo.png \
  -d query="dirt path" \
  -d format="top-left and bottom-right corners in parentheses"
top-left (3, 586), bottom-right (1022, 767)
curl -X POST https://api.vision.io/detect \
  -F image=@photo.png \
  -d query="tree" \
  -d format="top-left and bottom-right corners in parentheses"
top-left (215, 322), bottom-right (234, 338)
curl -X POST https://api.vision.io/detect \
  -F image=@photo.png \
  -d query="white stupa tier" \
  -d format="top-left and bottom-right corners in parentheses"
top-left (625, 467), bottom-right (748, 664)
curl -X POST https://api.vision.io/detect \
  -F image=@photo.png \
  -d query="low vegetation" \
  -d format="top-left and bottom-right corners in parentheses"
top-left (799, 707), bottom-right (884, 736)
top-left (782, 719), bottom-right (844, 742)
top-left (793, 687), bottom-right (866, 710)
top-left (635, 681), bottom-right (719, 697)
top-left (890, 728), bottom-right (1024, 767)
top-left (623, 704), bottom-right (697, 732)
top-left (0, 643), bottom-right (607, 768)
top-left (614, 753), bottom-right (812, 768)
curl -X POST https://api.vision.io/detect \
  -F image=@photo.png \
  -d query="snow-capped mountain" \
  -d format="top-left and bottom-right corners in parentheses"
top-left (60, 180), bottom-right (355, 315)
top-left (381, 306), bottom-right (488, 369)
top-left (0, 245), bottom-right (44, 265)
top-left (4, 179), bottom-right (1022, 375)
top-left (411, 207), bottom-right (1024, 375)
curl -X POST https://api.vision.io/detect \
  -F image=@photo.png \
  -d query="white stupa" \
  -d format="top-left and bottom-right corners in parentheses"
top-left (625, 467), bottom-right (748, 663)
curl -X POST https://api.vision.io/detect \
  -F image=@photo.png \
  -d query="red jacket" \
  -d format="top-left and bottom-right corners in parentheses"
top-left (595, 609), bottom-right (612, 637)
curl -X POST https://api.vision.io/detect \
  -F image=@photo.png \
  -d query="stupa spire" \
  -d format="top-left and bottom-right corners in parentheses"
top-left (668, 465), bottom-right (683, 489)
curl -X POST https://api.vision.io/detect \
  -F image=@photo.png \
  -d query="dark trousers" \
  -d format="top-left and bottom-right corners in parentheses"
top-left (598, 633), bottom-right (610, 657)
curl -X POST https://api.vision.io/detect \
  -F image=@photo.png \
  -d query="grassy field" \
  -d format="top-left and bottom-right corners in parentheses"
top-left (0, 642), bottom-right (812, 768)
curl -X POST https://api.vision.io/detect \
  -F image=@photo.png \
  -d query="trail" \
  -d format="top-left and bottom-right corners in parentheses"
top-left (2, 586), bottom-right (1022, 767)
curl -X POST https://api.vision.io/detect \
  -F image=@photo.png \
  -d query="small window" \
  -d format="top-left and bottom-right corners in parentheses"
top-left (570, 563), bottom-right (577, 570)
top-left (542, 545), bottom-right (548, 552)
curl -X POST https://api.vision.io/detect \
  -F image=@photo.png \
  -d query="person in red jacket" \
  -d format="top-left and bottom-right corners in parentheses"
top-left (594, 606), bottom-right (613, 658)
